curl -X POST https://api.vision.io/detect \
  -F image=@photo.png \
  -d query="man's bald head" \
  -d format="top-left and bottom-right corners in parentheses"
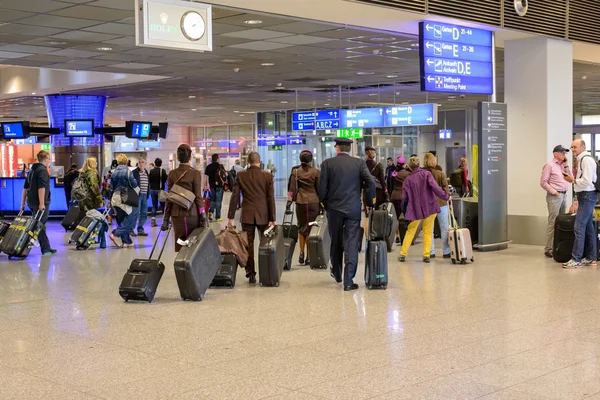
top-left (571, 139), bottom-right (586, 156)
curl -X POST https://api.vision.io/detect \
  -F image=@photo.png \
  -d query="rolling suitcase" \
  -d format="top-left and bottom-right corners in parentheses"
top-left (379, 202), bottom-right (398, 252)
top-left (0, 211), bottom-right (43, 260)
top-left (448, 203), bottom-right (474, 265)
top-left (258, 225), bottom-right (285, 287)
top-left (174, 227), bottom-right (222, 301)
top-left (308, 213), bottom-right (330, 270)
top-left (368, 208), bottom-right (391, 241)
top-left (282, 208), bottom-right (298, 271)
top-left (61, 206), bottom-right (86, 231)
top-left (119, 227), bottom-right (170, 303)
top-left (211, 253), bottom-right (238, 288)
top-left (69, 209), bottom-right (109, 250)
top-left (0, 221), bottom-right (10, 244)
top-left (553, 214), bottom-right (576, 263)
top-left (365, 240), bottom-right (388, 290)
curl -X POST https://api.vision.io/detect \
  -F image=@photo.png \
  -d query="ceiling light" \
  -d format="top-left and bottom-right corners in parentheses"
top-left (401, 102), bottom-right (409, 105)
top-left (243, 20), bottom-right (263, 25)
top-left (233, 111), bottom-right (240, 113)
top-left (324, 103), bottom-right (330, 106)
top-left (189, 95), bottom-right (196, 99)
top-left (261, 63), bottom-right (274, 66)
top-left (45, 40), bottom-right (67, 45)
top-left (368, 93), bottom-right (377, 96)
top-left (191, 108), bottom-right (197, 111)
top-left (246, 83), bottom-right (262, 87)
top-left (222, 59), bottom-right (242, 63)
top-left (410, 43), bottom-right (419, 47)
top-left (97, 47), bottom-right (112, 51)
top-left (371, 37), bottom-right (396, 42)
top-left (281, 101), bottom-right (288, 104)
top-left (356, 71), bottom-right (375, 75)
top-left (437, 103), bottom-right (443, 107)
top-left (448, 96), bottom-right (456, 99)
top-left (582, 75), bottom-right (588, 80)
top-left (387, 75), bottom-right (398, 78)
top-left (31, 92), bottom-right (36, 95)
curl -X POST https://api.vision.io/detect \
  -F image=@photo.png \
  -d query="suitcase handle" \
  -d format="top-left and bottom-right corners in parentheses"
top-left (149, 226), bottom-right (171, 262)
top-left (264, 225), bottom-right (275, 237)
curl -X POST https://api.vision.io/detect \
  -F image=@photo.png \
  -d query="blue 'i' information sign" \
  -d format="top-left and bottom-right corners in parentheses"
top-left (419, 21), bottom-right (494, 95)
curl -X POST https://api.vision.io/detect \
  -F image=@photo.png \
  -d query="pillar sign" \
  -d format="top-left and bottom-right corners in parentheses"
top-left (135, 0), bottom-right (212, 52)
top-left (477, 102), bottom-right (508, 250)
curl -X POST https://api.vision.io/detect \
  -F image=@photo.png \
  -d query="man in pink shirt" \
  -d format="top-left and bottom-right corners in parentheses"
top-left (540, 145), bottom-right (572, 258)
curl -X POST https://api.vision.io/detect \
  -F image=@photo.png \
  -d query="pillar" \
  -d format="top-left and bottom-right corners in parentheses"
top-left (505, 37), bottom-right (573, 245)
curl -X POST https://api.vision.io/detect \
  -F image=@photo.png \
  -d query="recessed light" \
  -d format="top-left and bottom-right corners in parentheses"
top-left (31, 92), bottom-right (36, 95)
top-left (356, 71), bottom-right (375, 75)
top-left (233, 111), bottom-right (240, 113)
top-left (437, 103), bottom-right (443, 107)
top-left (582, 75), bottom-right (588, 80)
top-left (97, 47), bottom-right (112, 51)
top-left (401, 102), bottom-right (409, 105)
top-left (410, 43), bottom-right (419, 47)
top-left (261, 62), bottom-right (274, 66)
top-left (324, 103), bottom-right (330, 106)
top-left (191, 108), bottom-right (197, 111)
top-left (243, 20), bottom-right (263, 25)
top-left (368, 93), bottom-right (377, 96)
top-left (387, 75), bottom-right (398, 78)
top-left (45, 40), bottom-right (67, 45)
top-left (371, 36), bottom-right (396, 42)
top-left (189, 95), bottom-right (196, 99)
top-left (448, 96), bottom-right (456, 99)
top-left (281, 101), bottom-right (288, 104)
top-left (246, 83), bottom-right (262, 87)
top-left (222, 59), bottom-right (242, 63)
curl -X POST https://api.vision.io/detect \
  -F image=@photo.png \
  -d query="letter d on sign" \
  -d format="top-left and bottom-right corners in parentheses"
top-left (453, 28), bottom-right (460, 40)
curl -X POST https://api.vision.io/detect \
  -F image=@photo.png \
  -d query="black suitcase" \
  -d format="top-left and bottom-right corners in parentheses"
top-left (0, 221), bottom-right (10, 244)
top-left (119, 227), bottom-right (170, 303)
top-left (308, 214), bottom-right (330, 270)
top-left (284, 237), bottom-right (297, 271)
top-left (211, 253), bottom-right (238, 288)
top-left (379, 202), bottom-right (398, 252)
top-left (553, 214), bottom-right (575, 263)
top-left (69, 210), bottom-right (108, 250)
top-left (174, 227), bottom-right (222, 301)
top-left (0, 211), bottom-right (43, 260)
top-left (368, 203), bottom-right (394, 241)
top-left (365, 240), bottom-right (388, 290)
top-left (282, 209), bottom-right (297, 271)
top-left (61, 206), bottom-right (86, 231)
top-left (258, 225), bottom-right (285, 287)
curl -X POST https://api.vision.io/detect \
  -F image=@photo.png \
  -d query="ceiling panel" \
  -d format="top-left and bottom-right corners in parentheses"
top-left (0, 24), bottom-right (68, 37)
top-left (0, 44), bottom-right (59, 54)
top-left (50, 5), bottom-right (132, 21)
top-left (228, 41), bottom-right (294, 51)
top-left (85, 0), bottom-right (134, 11)
top-left (268, 35), bottom-right (334, 45)
top-left (268, 21), bottom-right (342, 35)
top-left (212, 13), bottom-right (290, 28)
top-left (0, 0), bottom-right (72, 13)
top-left (82, 22), bottom-right (134, 35)
top-left (222, 29), bottom-right (293, 40)
top-left (49, 48), bottom-right (104, 58)
top-left (0, 50), bottom-right (31, 58)
top-left (0, 9), bottom-right (35, 22)
top-left (17, 15), bottom-right (101, 29)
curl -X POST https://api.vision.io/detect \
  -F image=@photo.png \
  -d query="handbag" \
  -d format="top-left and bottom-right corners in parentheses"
top-left (370, 162), bottom-right (383, 190)
top-left (158, 169), bottom-right (168, 203)
top-left (121, 170), bottom-right (139, 207)
top-left (167, 169), bottom-right (196, 210)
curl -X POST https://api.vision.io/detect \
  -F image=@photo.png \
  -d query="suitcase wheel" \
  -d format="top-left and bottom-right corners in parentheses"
top-left (124, 299), bottom-right (129, 302)
top-left (471, 258), bottom-right (475, 262)
top-left (367, 285), bottom-right (372, 290)
top-left (382, 285), bottom-right (387, 290)
top-left (451, 259), bottom-right (456, 265)
top-left (460, 260), bottom-right (466, 265)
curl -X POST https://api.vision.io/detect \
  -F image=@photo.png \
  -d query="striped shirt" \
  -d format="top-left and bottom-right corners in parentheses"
top-left (139, 170), bottom-right (149, 194)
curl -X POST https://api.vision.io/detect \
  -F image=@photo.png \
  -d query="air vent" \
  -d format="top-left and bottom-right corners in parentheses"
top-left (503, 0), bottom-right (567, 39)
top-left (569, 0), bottom-right (600, 45)
top-left (351, 0), bottom-right (426, 13)
top-left (428, 0), bottom-right (501, 27)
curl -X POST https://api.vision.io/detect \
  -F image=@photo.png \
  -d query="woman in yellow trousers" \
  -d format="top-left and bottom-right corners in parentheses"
top-left (399, 156), bottom-right (450, 263)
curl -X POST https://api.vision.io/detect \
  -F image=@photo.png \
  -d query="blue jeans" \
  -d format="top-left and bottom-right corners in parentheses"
top-left (210, 187), bottom-right (224, 219)
top-left (430, 205), bottom-right (450, 256)
top-left (98, 221), bottom-right (108, 248)
top-left (572, 191), bottom-right (597, 262)
top-left (150, 189), bottom-right (162, 218)
top-left (137, 194), bottom-right (148, 232)
top-left (113, 207), bottom-right (136, 245)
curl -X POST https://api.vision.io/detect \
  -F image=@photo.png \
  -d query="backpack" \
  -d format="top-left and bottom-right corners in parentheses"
top-left (581, 155), bottom-right (600, 192)
top-left (214, 166), bottom-right (227, 187)
top-left (227, 168), bottom-right (236, 191)
top-left (71, 174), bottom-right (89, 201)
top-left (450, 168), bottom-right (464, 188)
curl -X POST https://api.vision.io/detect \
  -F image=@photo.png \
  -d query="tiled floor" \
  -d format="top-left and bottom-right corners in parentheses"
top-left (1, 199), bottom-right (600, 399)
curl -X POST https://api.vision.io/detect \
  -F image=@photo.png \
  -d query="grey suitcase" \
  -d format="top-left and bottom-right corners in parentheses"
top-left (365, 240), bottom-right (388, 290)
top-left (258, 225), bottom-right (285, 287)
top-left (174, 227), bottom-right (222, 301)
top-left (308, 214), bottom-right (330, 270)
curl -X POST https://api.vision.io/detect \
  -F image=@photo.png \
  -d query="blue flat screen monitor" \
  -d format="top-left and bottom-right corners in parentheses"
top-left (1, 121), bottom-right (29, 139)
top-left (64, 119), bottom-right (94, 137)
top-left (127, 121), bottom-right (152, 139)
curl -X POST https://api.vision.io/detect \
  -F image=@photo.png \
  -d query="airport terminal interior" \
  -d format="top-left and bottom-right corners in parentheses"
top-left (1, 0), bottom-right (600, 399)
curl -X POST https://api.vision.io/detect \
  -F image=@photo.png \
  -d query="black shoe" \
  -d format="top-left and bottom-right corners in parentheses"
top-left (249, 275), bottom-right (257, 284)
top-left (395, 237), bottom-right (400, 244)
top-left (305, 258), bottom-right (310, 266)
top-left (430, 254), bottom-right (436, 259)
top-left (544, 251), bottom-right (553, 258)
top-left (129, 231), bottom-right (137, 237)
top-left (423, 257), bottom-right (431, 263)
top-left (42, 249), bottom-right (57, 256)
top-left (398, 256), bottom-right (406, 262)
top-left (138, 232), bottom-right (149, 237)
top-left (329, 268), bottom-right (342, 283)
top-left (299, 253), bottom-right (305, 265)
top-left (344, 283), bottom-right (359, 291)
top-left (443, 254), bottom-right (451, 259)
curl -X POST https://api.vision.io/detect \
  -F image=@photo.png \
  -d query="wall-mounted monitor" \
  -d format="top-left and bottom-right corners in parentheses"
top-left (1, 121), bottom-right (30, 139)
top-left (158, 122), bottom-right (169, 139)
top-left (126, 121), bottom-right (152, 139)
top-left (65, 119), bottom-right (94, 137)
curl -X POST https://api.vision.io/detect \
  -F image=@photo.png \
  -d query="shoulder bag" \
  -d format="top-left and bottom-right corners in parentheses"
top-left (120, 170), bottom-right (139, 207)
top-left (167, 168), bottom-right (196, 210)
top-left (371, 162), bottom-right (383, 190)
top-left (158, 169), bottom-right (169, 203)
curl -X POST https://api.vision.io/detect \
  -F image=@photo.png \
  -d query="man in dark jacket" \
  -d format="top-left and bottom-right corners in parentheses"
top-left (20, 150), bottom-right (56, 255)
top-left (131, 157), bottom-right (150, 236)
top-left (148, 158), bottom-right (168, 227)
top-left (385, 157), bottom-right (395, 193)
top-left (63, 163), bottom-right (79, 207)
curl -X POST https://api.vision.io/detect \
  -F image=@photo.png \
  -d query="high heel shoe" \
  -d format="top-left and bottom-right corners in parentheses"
top-left (298, 252), bottom-right (305, 265)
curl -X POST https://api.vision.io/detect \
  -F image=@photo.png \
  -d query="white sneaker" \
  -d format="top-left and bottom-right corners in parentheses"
top-left (582, 259), bottom-right (598, 267)
top-left (562, 259), bottom-right (582, 269)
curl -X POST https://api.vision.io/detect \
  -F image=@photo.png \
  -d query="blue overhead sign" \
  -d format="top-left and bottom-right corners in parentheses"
top-left (384, 104), bottom-right (437, 127)
top-left (292, 109), bottom-right (340, 131)
top-left (419, 20), bottom-right (494, 95)
top-left (341, 108), bottom-right (385, 129)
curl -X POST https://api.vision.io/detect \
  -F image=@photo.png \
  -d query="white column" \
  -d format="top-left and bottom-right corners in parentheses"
top-left (505, 37), bottom-right (573, 245)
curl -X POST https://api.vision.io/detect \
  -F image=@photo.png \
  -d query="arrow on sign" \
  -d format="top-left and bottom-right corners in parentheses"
top-left (427, 76), bottom-right (434, 82)
top-left (426, 42), bottom-right (433, 49)
top-left (427, 59), bottom-right (434, 66)
top-left (427, 117), bottom-right (433, 122)
top-left (426, 24), bottom-right (433, 31)
top-left (386, 109), bottom-right (391, 114)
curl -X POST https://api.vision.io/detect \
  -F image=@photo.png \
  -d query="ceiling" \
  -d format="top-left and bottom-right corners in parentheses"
top-left (0, 0), bottom-right (598, 125)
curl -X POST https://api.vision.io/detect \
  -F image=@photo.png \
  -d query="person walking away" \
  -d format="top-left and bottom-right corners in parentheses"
top-left (149, 158), bottom-right (168, 228)
top-left (227, 152), bottom-right (276, 284)
top-left (319, 138), bottom-right (375, 291)
top-left (289, 150), bottom-right (320, 265)
top-left (450, 157), bottom-right (470, 197)
top-left (78, 157), bottom-right (107, 248)
top-left (162, 144), bottom-right (207, 251)
top-left (399, 156), bottom-right (450, 263)
top-left (423, 153), bottom-right (451, 259)
top-left (109, 154), bottom-right (139, 248)
top-left (385, 157), bottom-right (395, 193)
top-left (540, 145), bottom-right (572, 258)
top-left (233, 159), bottom-right (244, 174)
top-left (365, 146), bottom-right (387, 207)
top-left (131, 157), bottom-right (150, 237)
top-left (205, 154), bottom-right (227, 222)
top-left (389, 156), bottom-right (410, 244)
top-left (562, 139), bottom-right (597, 268)
top-left (63, 163), bottom-right (79, 207)
top-left (20, 150), bottom-right (56, 256)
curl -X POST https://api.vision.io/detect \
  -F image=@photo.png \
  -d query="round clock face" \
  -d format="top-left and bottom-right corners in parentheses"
top-left (181, 11), bottom-right (205, 41)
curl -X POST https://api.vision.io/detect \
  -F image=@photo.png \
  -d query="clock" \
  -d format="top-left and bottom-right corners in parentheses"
top-left (181, 10), bottom-right (205, 41)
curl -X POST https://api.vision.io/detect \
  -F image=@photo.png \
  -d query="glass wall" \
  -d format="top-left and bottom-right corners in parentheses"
top-left (191, 124), bottom-right (255, 172)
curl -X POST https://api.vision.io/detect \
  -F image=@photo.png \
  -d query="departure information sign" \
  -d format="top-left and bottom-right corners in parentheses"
top-left (419, 21), bottom-right (494, 95)
top-left (292, 109), bottom-right (340, 131)
top-left (384, 104), bottom-right (437, 127)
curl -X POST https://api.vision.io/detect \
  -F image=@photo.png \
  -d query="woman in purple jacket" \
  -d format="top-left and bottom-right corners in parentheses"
top-left (399, 156), bottom-right (450, 263)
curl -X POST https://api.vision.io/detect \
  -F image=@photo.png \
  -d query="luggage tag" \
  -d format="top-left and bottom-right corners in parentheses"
top-left (177, 238), bottom-right (190, 247)
top-left (263, 226), bottom-right (275, 238)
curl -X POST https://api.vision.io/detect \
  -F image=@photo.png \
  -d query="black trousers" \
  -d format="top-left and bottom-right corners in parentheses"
top-left (29, 206), bottom-right (51, 253)
top-left (327, 209), bottom-right (361, 287)
top-left (242, 222), bottom-right (267, 278)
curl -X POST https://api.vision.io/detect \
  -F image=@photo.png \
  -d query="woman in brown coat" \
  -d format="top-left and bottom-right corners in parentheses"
top-left (289, 150), bottom-right (320, 265)
top-left (162, 144), bottom-right (207, 251)
top-left (364, 146), bottom-right (387, 209)
top-left (390, 156), bottom-right (410, 244)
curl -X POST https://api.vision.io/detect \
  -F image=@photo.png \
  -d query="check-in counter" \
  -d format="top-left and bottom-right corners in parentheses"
top-left (0, 177), bottom-right (68, 216)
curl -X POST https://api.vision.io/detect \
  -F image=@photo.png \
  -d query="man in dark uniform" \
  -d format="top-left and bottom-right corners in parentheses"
top-left (319, 138), bottom-right (375, 291)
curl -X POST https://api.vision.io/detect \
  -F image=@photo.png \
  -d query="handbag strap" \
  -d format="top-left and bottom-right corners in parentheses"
top-left (173, 168), bottom-right (190, 187)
